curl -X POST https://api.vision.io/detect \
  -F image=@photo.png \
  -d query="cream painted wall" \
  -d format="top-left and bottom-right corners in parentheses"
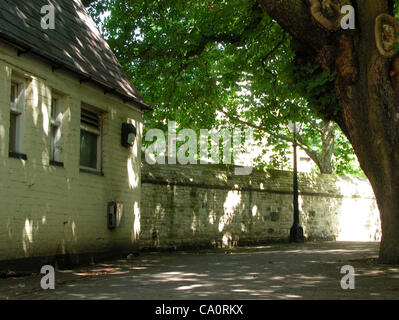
top-left (0, 42), bottom-right (143, 262)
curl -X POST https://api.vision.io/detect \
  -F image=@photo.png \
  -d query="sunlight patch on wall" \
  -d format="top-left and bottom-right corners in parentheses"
top-left (190, 214), bottom-right (199, 232)
top-left (336, 178), bottom-right (374, 197)
top-left (252, 205), bottom-right (258, 217)
top-left (31, 81), bottom-right (39, 126)
top-left (24, 219), bottom-right (33, 242)
top-left (132, 202), bottom-right (141, 242)
top-left (217, 172), bottom-right (228, 182)
top-left (222, 232), bottom-right (232, 247)
top-left (71, 221), bottom-right (76, 238)
top-left (60, 239), bottom-right (66, 255)
top-left (218, 191), bottom-right (241, 232)
top-left (127, 157), bottom-right (138, 189)
top-left (154, 203), bottom-right (166, 220)
top-left (337, 198), bottom-right (381, 241)
top-left (208, 210), bottom-right (216, 225)
top-left (22, 218), bottom-right (34, 255)
top-left (41, 102), bottom-right (49, 135)
top-left (41, 149), bottom-right (48, 165)
top-left (64, 106), bottom-right (71, 125)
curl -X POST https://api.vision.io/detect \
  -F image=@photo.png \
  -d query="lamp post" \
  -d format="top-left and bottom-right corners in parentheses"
top-left (289, 122), bottom-right (304, 243)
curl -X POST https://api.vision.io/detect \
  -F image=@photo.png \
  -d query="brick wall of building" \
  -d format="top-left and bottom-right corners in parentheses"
top-left (0, 43), bottom-right (143, 265)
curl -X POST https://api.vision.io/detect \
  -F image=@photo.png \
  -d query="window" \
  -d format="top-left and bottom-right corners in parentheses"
top-left (9, 77), bottom-right (25, 157)
top-left (80, 107), bottom-right (102, 172)
top-left (50, 94), bottom-right (63, 165)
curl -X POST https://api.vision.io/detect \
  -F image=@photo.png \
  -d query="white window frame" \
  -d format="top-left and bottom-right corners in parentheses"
top-left (79, 106), bottom-right (102, 173)
top-left (50, 93), bottom-right (63, 163)
top-left (9, 76), bottom-right (25, 154)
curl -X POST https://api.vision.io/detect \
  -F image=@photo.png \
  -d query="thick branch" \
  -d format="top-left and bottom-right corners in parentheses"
top-left (184, 4), bottom-right (263, 60)
top-left (259, 0), bottom-right (331, 52)
top-left (261, 33), bottom-right (286, 79)
top-left (132, 3), bottom-right (264, 66)
top-left (82, 0), bottom-right (95, 7)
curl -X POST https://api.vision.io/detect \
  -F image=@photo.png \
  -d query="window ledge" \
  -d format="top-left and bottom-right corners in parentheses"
top-left (80, 168), bottom-right (104, 176)
top-left (9, 152), bottom-right (27, 160)
top-left (50, 160), bottom-right (64, 167)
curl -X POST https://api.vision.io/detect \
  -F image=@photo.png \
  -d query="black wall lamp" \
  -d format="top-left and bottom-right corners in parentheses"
top-left (121, 123), bottom-right (137, 147)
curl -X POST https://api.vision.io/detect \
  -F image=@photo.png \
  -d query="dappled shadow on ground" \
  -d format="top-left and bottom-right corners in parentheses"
top-left (2, 242), bottom-right (399, 300)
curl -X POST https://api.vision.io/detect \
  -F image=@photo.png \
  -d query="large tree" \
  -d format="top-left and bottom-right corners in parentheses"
top-left (89, 0), bottom-right (362, 175)
top-left (259, 0), bottom-right (399, 263)
top-left (88, 0), bottom-right (399, 263)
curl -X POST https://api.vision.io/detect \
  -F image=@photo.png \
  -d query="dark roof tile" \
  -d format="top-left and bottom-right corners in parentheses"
top-left (0, 0), bottom-right (150, 110)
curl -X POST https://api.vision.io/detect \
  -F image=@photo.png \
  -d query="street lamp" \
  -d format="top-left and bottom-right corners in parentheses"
top-left (288, 122), bottom-right (304, 243)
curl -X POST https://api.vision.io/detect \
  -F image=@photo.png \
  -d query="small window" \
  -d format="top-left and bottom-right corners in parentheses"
top-left (50, 94), bottom-right (63, 164)
top-left (80, 107), bottom-right (102, 172)
top-left (9, 78), bottom-right (25, 155)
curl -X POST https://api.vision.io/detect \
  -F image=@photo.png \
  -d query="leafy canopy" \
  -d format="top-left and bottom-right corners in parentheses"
top-left (89, 0), bottom-right (363, 176)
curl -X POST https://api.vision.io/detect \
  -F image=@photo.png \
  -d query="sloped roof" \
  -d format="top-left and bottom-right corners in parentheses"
top-left (0, 0), bottom-right (150, 110)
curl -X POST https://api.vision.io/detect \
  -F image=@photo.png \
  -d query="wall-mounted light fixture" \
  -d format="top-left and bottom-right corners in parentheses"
top-left (121, 123), bottom-right (137, 147)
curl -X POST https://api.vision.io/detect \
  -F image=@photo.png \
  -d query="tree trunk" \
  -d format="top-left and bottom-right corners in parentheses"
top-left (320, 121), bottom-right (335, 174)
top-left (260, 0), bottom-right (399, 263)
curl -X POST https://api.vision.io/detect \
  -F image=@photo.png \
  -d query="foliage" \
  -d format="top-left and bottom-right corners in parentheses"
top-left (88, 0), bottom-right (364, 176)
top-left (333, 127), bottom-right (364, 177)
top-left (292, 63), bottom-right (340, 121)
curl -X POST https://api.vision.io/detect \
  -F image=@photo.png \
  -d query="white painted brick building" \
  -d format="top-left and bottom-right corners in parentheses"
top-left (0, 0), bottom-right (149, 270)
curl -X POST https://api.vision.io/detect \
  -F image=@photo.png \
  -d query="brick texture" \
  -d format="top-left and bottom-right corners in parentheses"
top-left (0, 43), bottom-right (143, 262)
top-left (140, 163), bottom-right (381, 250)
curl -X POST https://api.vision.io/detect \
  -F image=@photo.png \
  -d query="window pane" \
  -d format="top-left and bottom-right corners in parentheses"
top-left (10, 83), bottom-right (17, 103)
top-left (9, 113), bottom-right (17, 152)
top-left (80, 129), bottom-right (98, 169)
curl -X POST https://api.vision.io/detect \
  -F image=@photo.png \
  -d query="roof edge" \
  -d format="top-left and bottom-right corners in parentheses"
top-left (0, 32), bottom-right (152, 112)
top-left (82, 0), bottom-right (96, 7)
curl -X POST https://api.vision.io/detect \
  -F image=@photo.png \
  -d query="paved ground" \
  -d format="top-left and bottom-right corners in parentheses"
top-left (1, 241), bottom-right (399, 300)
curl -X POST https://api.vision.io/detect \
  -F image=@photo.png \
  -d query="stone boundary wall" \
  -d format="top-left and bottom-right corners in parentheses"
top-left (139, 163), bottom-right (381, 250)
